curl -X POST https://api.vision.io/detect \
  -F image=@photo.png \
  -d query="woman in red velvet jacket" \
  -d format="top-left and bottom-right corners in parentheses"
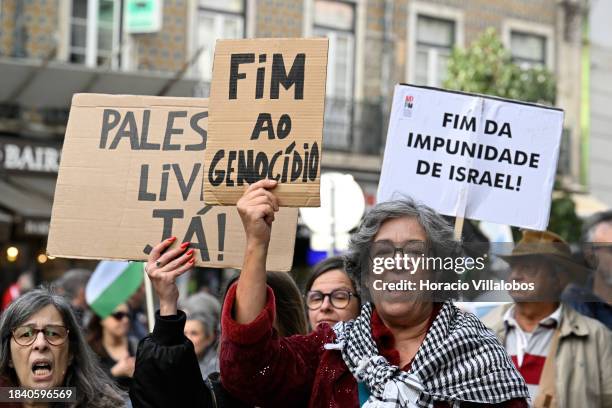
top-left (135, 179), bottom-right (530, 408)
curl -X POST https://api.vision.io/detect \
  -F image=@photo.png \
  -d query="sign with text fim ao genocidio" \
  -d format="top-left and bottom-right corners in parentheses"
top-left (204, 38), bottom-right (329, 207)
top-left (47, 94), bottom-right (298, 272)
top-left (377, 84), bottom-right (564, 231)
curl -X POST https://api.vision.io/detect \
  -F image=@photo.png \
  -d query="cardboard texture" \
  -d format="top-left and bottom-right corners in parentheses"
top-left (47, 94), bottom-right (298, 271)
top-left (378, 84), bottom-right (564, 231)
top-left (205, 38), bottom-right (328, 207)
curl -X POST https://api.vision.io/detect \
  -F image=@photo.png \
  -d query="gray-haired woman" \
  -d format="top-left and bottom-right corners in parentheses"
top-left (180, 292), bottom-right (221, 379)
top-left (0, 288), bottom-right (126, 407)
top-left (139, 179), bottom-right (531, 407)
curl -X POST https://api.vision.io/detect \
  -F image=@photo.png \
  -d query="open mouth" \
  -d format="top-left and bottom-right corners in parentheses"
top-left (31, 359), bottom-right (53, 379)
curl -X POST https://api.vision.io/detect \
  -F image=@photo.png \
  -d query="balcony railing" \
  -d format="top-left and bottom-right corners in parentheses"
top-left (168, 83), bottom-right (385, 157)
top-left (322, 97), bottom-right (384, 156)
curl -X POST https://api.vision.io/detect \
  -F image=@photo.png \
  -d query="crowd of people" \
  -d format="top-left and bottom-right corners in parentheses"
top-left (0, 179), bottom-right (610, 407)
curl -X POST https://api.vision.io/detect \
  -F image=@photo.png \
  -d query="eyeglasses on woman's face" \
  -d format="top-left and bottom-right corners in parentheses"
top-left (305, 289), bottom-right (359, 310)
top-left (369, 239), bottom-right (428, 261)
top-left (11, 325), bottom-right (69, 347)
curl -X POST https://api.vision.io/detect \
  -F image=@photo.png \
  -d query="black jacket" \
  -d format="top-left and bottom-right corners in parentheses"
top-left (129, 310), bottom-right (250, 408)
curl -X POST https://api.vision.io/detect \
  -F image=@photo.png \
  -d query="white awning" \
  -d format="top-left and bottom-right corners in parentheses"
top-left (0, 57), bottom-right (200, 109)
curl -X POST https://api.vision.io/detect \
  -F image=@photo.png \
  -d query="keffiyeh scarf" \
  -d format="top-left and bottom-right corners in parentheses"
top-left (324, 302), bottom-right (529, 407)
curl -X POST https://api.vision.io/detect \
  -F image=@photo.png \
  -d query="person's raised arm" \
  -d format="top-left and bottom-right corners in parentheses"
top-left (235, 179), bottom-right (279, 324)
top-left (133, 239), bottom-right (208, 408)
top-left (220, 180), bottom-right (338, 406)
top-left (144, 236), bottom-right (194, 315)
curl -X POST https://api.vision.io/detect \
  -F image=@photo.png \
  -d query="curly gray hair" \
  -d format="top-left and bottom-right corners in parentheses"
top-left (344, 198), bottom-right (456, 301)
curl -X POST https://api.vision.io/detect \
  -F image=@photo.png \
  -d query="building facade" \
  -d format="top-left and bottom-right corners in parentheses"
top-left (588, 0), bottom-right (612, 207)
top-left (0, 0), bottom-right (588, 281)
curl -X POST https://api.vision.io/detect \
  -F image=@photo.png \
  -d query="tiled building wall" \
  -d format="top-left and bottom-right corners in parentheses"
top-left (0, 0), bottom-right (561, 89)
top-left (0, 0), bottom-right (58, 58)
top-left (0, 0), bottom-right (582, 169)
top-left (22, 0), bottom-right (58, 58)
top-left (255, 0), bottom-right (303, 37)
top-left (453, 0), bottom-right (556, 44)
top-left (356, 0), bottom-right (558, 106)
top-left (134, 0), bottom-right (189, 72)
top-left (407, 0), bottom-right (556, 44)
top-left (363, 0), bottom-right (384, 100)
top-left (0, 0), bottom-right (17, 55)
top-left (392, 0), bottom-right (409, 86)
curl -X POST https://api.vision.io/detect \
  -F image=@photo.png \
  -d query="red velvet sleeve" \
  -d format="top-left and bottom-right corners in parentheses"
top-left (219, 282), bottom-right (335, 407)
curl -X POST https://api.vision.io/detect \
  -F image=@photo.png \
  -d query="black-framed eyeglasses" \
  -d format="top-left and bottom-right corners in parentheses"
top-left (369, 240), bottom-right (428, 261)
top-left (305, 289), bottom-right (359, 310)
top-left (12, 325), bottom-right (69, 347)
top-left (110, 311), bottom-right (129, 321)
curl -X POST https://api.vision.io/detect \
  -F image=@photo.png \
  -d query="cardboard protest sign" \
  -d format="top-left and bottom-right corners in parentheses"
top-left (377, 84), bottom-right (564, 230)
top-left (48, 94), bottom-right (297, 271)
top-left (204, 38), bottom-right (328, 207)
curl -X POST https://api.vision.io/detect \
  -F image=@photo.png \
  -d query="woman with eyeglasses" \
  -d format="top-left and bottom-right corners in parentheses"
top-left (86, 303), bottom-right (138, 391)
top-left (304, 256), bottom-right (360, 330)
top-left (131, 180), bottom-right (530, 407)
top-left (0, 287), bottom-right (125, 407)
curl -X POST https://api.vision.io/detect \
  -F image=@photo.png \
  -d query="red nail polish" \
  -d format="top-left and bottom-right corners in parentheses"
top-left (180, 242), bottom-right (190, 249)
top-left (189, 258), bottom-right (196, 264)
top-left (167, 236), bottom-right (176, 242)
top-left (186, 249), bottom-right (194, 256)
